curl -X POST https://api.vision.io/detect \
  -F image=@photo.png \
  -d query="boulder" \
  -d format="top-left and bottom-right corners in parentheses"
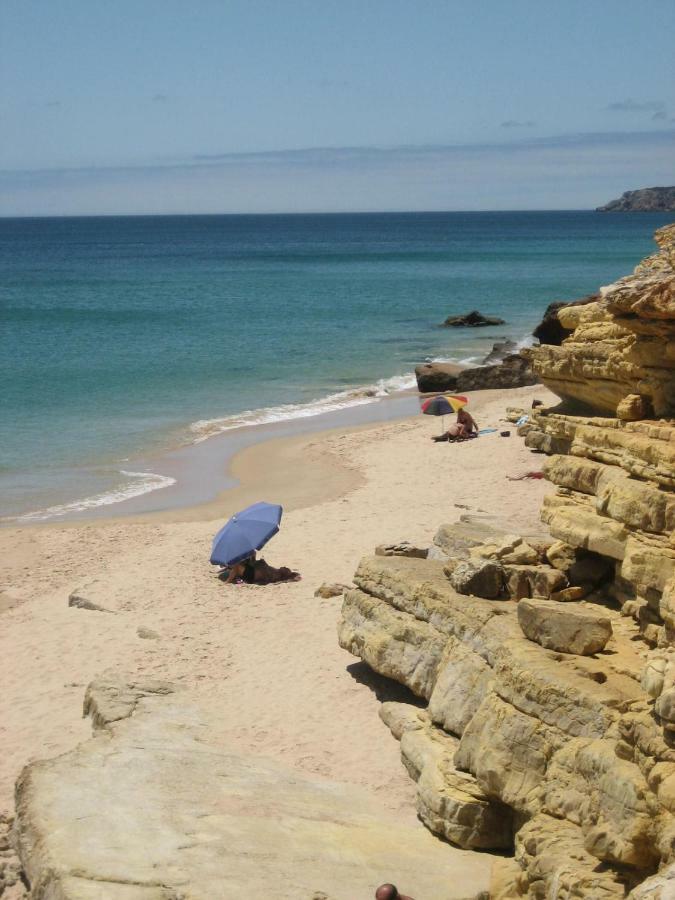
top-left (375, 541), bottom-right (427, 559)
top-left (414, 362), bottom-right (460, 393)
top-left (441, 310), bottom-right (506, 327)
top-left (455, 355), bottom-right (539, 392)
top-left (502, 563), bottom-right (568, 600)
top-left (517, 597), bottom-right (613, 655)
top-left (314, 582), bottom-right (349, 598)
top-left (449, 559), bottom-right (504, 600)
top-left (617, 393), bottom-right (653, 421)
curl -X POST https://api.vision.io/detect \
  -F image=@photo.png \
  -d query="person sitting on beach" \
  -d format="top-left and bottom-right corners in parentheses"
top-left (432, 407), bottom-right (478, 442)
top-left (375, 884), bottom-right (415, 900)
top-left (219, 551), bottom-right (300, 585)
top-left (219, 553), bottom-right (257, 584)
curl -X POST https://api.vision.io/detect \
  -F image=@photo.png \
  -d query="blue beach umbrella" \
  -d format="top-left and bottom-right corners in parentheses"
top-left (210, 501), bottom-right (283, 566)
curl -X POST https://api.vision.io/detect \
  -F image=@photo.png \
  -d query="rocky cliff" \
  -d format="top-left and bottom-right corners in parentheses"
top-left (338, 226), bottom-right (675, 898)
top-left (597, 188), bottom-right (675, 212)
top-left (528, 223), bottom-right (675, 418)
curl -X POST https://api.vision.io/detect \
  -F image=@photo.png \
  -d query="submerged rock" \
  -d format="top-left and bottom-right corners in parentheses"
top-left (441, 310), bottom-right (506, 327)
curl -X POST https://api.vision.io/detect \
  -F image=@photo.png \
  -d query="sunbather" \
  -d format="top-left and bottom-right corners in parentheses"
top-left (219, 551), bottom-right (300, 585)
top-left (432, 407), bottom-right (478, 442)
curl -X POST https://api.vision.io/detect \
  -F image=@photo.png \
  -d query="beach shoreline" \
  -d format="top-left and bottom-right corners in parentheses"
top-left (0, 381), bottom-right (561, 900)
top-left (0, 385), bottom-right (555, 842)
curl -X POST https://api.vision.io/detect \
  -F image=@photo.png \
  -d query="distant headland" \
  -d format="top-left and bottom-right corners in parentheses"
top-left (597, 185), bottom-right (675, 211)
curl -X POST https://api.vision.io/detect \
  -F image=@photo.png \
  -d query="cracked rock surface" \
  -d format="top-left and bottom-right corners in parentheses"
top-left (14, 678), bottom-right (490, 900)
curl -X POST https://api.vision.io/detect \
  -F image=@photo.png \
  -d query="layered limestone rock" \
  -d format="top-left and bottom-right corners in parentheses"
top-left (528, 223), bottom-right (675, 418)
top-left (337, 553), bottom-right (653, 891)
top-left (336, 225), bottom-right (675, 897)
top-left (13, 678), bottom-right (491, 900)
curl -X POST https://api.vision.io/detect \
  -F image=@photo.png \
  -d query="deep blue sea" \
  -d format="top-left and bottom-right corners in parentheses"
top-left (1, 211), bottom-right (672, 520)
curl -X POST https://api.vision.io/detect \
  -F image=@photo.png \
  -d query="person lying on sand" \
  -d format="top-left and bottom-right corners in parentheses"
top-left (219, 551), bottom-right (301, 585)
top-left (432, 407), bottom-right (478, 442)
top-left (375, 884), bottom-right (415, 900)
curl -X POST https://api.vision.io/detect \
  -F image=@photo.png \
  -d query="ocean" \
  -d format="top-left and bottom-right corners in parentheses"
top-left (1, 210), bottom-right (672, 521)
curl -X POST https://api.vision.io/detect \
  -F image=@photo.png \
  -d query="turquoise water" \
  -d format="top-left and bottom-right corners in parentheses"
top-left (1, 211), bottom-right (671, 519)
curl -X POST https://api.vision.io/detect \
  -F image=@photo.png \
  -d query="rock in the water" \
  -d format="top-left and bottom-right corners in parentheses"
top-left (314, 582), bottom-right (349, 598)
top-left (375, 541), bottom-right (427, 559)
top-left (14, 679), bottom-right (491, 900)
top-left (481, 340), bottom-right (517, 365)
top-left (455, 355), bottom-right (539, 392)
top-left (441, 310), bottom-right (506, 328)
top-left (450, 559), bottom-right (504, 599)
top-left (415, 362), bottom-right (460, 393)
top-left (517, 597), bottom-right (613, 655)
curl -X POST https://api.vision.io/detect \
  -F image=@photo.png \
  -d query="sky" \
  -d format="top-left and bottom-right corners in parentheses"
top-left (1, 0), bottom-right (674, 215)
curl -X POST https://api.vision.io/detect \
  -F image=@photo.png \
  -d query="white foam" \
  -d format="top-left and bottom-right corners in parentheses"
top-left (516, 333), bottom-right (536, 350)
top-left (190, 375), bottom-right (417, 442)
top-left (12, 470), bottom-right (176, 522)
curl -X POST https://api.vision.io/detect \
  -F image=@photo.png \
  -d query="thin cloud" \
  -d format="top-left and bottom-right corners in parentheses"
top-left (5, 128), bottom-right (673, 178)
top-left (2, 126), bottom-right (673, 216)
top-left (607, 99), bottom-right (665, 113)
top-left (652, 110), bottom-right (667, 121)
top-left (152, 93), bottom-right (169, 103)
top-left (44, 101), bottom-right (61, 109)
top-left (500, 120), bottom-right (535, 128)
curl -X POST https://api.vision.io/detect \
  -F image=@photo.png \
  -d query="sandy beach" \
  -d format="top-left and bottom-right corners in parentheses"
top-left (0, 383), bottom-right (556, 892)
